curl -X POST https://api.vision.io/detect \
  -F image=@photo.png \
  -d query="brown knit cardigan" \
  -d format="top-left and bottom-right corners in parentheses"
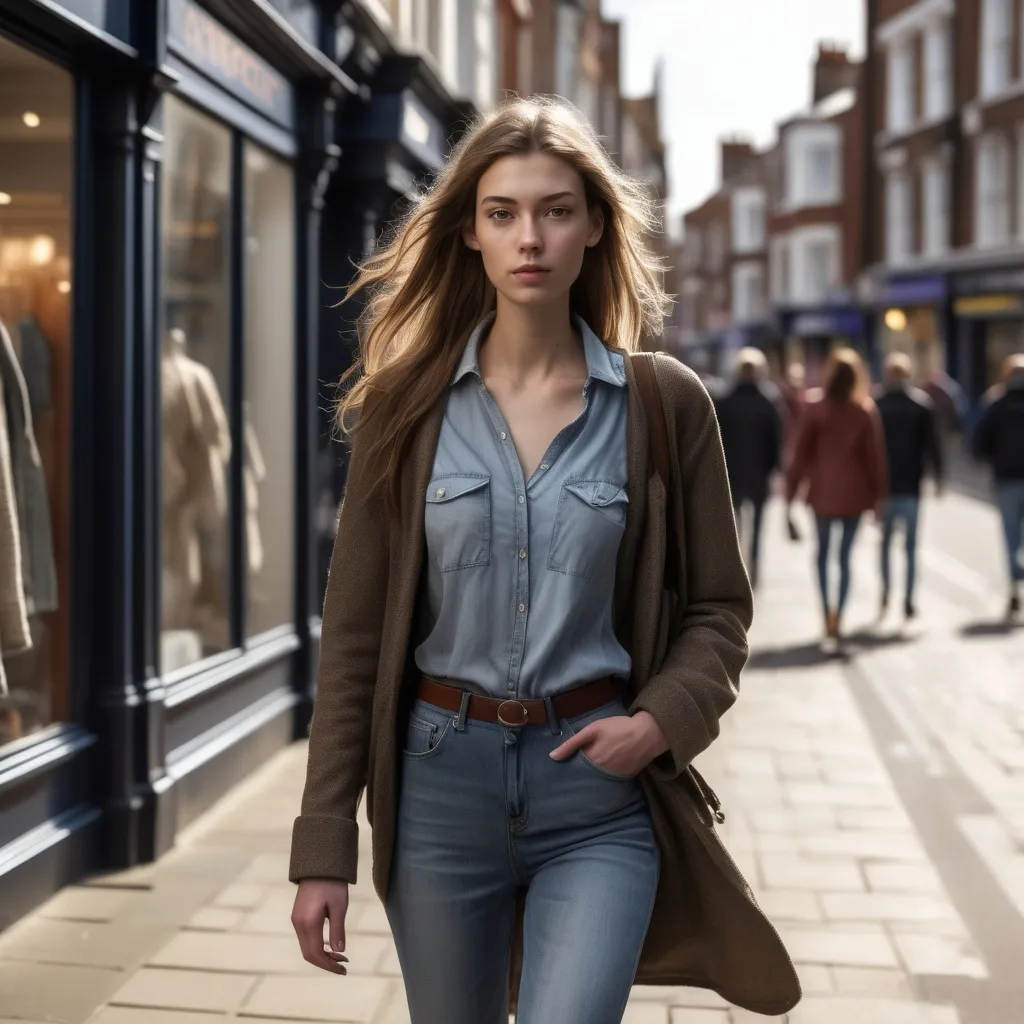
top-left (290, 352), bottom-right (801, 1015)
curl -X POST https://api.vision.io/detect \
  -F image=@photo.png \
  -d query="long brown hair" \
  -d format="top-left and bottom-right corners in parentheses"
top-left (823, 347), bottom-right (869, 404)
top-left (335, 96), bottom-right (672, 506)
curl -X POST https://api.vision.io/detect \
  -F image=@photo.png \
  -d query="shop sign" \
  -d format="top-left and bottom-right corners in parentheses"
top-left (789, 309), bottom-right (865, 339)
top-left (877, 275), bottom-right (947, 307)
top-left (953, 267), bottom-right (1024, 296)
top-left (953, 294), bottom-right (1024, 317)
top-left (168, 0), bottom-right (293, 127)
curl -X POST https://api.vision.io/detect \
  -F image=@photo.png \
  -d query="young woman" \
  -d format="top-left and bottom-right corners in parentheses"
top-left (786, 349), bottom-right (887, 649)
top-left (288, 97), bottom-right (799, 1024)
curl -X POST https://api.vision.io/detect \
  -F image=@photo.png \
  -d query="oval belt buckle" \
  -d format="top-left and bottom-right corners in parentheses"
top-left (496, 699), bottom-right (529, 727)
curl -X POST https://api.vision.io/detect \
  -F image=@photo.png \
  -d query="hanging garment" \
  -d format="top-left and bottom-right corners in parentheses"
top-left (161, 348), bottom-right (231, 627)
top-left (0, 319), bottom-right (58, 616)
top-left (0, 380), bottom-right (32, 698)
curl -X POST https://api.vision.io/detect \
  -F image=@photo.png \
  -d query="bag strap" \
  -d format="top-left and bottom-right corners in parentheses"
top-left (631, 352), bottom-right (670, 487)
top-left (631, 352), bottom-right (679, 593)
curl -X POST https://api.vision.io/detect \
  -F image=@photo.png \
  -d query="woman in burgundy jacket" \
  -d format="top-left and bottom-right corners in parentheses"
top-left (786, 349), bottom-right (888, 649)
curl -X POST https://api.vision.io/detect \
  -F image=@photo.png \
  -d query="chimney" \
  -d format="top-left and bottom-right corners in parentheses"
top-left (813, 42), bottom-right (857, 104)
top-left (720, 137), bottom-right (754, 184)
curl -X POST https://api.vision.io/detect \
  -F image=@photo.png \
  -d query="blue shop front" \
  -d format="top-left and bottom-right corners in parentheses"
top-left (0, 0), bottom-right (475, 934)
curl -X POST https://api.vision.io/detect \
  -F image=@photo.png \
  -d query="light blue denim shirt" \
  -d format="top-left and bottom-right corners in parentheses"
top-left (414, 313), bottom-right (631, 699)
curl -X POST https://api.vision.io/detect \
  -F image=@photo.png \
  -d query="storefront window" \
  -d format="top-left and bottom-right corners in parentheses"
top-left (244, 143), bottom-right (294, 638)
top-left (160, 96), bottom-right (233, 673)
top-left (0, 37), bottom-right (73, 746)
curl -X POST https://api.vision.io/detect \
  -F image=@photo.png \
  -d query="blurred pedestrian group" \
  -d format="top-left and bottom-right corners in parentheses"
top-left (713, 344), bottom-right (1023, 652)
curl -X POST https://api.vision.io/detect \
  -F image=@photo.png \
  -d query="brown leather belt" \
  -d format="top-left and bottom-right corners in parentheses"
top-left (416, 676), bottom-right (623, 727)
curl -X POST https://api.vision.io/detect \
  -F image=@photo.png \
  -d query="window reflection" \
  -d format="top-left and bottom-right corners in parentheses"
top-left (160, 96), bottom-right (233, 673)
top-left (0, 37), bottom-right (73, 745)
top-left (243, 143), bottom-right (295, 638)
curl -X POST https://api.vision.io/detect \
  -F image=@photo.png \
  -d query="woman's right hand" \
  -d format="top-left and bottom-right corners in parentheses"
top-left (291, 879), bottom-right (350, 975)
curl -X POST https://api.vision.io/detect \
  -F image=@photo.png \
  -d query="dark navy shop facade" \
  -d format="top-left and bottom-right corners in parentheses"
top-left (0, 0), bottom-right (466, 929)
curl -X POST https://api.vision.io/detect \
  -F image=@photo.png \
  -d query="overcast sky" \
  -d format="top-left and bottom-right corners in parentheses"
top-left (600, 0), bottom-right (865, 230)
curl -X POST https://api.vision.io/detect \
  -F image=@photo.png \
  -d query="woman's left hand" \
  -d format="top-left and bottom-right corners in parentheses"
top-left (549, 711), bottom-right (669, 777)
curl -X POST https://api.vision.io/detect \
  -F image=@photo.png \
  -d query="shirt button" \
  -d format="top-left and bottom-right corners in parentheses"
top-left (518, 495), bottom-right (524, 504)
top-left (519, 603), bottom-right (526, 613)
top-left (540, 463), bottom-right (549, 471)
top-left (519, 548), bottom-right (527, 559)
top-left (435, 487), bottom-right (446, 498)
top-left (500, 431), bottom-right (507, 440)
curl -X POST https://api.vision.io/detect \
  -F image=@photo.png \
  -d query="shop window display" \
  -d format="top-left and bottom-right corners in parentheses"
top-left (243, 143), bottom-right (294, 639)
top-left (0, 37), bottom-right (72, 746)
top-left (161, 96), bottom-right (233, 673)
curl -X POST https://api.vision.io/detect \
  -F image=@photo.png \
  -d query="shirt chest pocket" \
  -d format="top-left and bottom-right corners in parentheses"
top-left (548, 479), bottom-right (628, 582)
top-left (425, 475), bottom-right (492, 572)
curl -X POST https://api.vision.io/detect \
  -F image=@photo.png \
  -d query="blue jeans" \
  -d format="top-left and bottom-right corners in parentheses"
top-left (881, 496), bottom-right (921, 603)
top-left (386, 696), bottom-right (661, 1024)
top-left (815, 516), bottom-right (862, 615)
top-left (996, 482), bottom-right (1024, 584)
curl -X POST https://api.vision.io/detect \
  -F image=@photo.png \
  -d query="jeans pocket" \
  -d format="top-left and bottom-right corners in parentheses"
top-left (561, 702), bottom-right (637, 782)
top-left (402, 702), bottom-right (454, 760)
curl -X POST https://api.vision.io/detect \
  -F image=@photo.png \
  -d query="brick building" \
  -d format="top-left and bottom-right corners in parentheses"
top-left (865, 0), bottom-right (1024, 401)
top-left (680, 44), bottom-right (864, 383)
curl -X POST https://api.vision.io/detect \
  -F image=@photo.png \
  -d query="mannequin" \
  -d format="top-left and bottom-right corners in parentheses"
top-left (161, 327), bottom-right (230, 653)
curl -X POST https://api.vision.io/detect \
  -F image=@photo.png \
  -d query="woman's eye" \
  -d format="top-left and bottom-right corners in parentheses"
top-left (548, 207), bottom-right (570, 218)
top-left (489, 210), bottom-right (512, 221)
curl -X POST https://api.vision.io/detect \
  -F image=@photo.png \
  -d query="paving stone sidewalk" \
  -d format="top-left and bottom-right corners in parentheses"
top-left (0, 501), bottom-right (1012, 1024)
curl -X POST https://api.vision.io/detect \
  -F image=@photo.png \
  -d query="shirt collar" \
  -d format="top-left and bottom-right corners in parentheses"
top-left (450, 312), bottom-right (625, 388)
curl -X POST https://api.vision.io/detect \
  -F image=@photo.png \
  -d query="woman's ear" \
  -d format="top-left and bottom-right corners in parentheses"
top-left (586, 205), bottom-right (605, 248)
top-left (463, 217), bottom-right (481, 251)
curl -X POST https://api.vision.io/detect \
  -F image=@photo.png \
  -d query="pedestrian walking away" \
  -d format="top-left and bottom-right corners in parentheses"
top-left (875, 353), bottom-right (944, 621)
top-left (287, 97), bottom-right (799, 1024)
top-left (715, 347), bottom-right (782, 588)
top-left (972, 354), bottom-right (1024, 620)
top-left (785, 349), bottom-right (887, 651)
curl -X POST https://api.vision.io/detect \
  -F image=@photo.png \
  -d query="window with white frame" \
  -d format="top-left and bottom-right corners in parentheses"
top-left (976, 133), bottom-right (1011, 246)
top-left (731, 189), bottom-right (766, 253)
top-left (805, 239), bottom-right (836, 301)
top-left (770, 236), bottom-right (789, 302)
top-left (924, 20), bottom-right (953, 121)
top-left (555, 3), bottom-right (584, 103)
top-left (921, 159), bottom-right (950, 257)
top-left (887, 40), bottom-right (915, 133)
top-left (981, 0), bottom-right (1013, 97)
top-left (885, 171), bottom-right (913, 264)
top-left (806, 141), bottom-right (839, 204)
top-left (731, 262), bottom-right (765, 324)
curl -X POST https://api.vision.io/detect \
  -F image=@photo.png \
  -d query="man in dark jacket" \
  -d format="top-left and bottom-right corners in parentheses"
top-left (876, 354), bottom-right (944, 620)
top-left (715, 348), bottom-right (782, 588)
top-left (973, 354), bottom-right (1024, 619)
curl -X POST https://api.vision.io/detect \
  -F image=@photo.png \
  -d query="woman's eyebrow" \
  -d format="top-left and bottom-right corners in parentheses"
top-left (480, 191), bottom-right (577, 205)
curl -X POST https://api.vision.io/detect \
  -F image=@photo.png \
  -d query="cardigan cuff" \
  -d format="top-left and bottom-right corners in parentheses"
top-left (289, 815), bottom-right (359, 884)
top-left (630, 678), bottom-right (706, 783)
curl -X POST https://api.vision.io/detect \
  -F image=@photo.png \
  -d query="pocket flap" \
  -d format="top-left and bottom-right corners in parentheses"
top-left (564, 480), bottom-right (628, 508)
top-left (426, 475), bottom-right (490, 503)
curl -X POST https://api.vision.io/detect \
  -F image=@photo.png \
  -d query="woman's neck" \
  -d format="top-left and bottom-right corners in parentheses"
top-left (479, 296), bottom-right (586, 385)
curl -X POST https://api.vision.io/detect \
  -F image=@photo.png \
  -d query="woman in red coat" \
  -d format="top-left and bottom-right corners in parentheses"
top-left (786, 349), bottom-right (887, 649)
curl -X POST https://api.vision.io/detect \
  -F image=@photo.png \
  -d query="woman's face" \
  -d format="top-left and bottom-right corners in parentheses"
top-left (464, 151), bottom-right (604, 308)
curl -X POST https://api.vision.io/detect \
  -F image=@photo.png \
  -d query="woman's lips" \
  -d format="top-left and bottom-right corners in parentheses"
top-left (513, 268), bottom-right (550, 282)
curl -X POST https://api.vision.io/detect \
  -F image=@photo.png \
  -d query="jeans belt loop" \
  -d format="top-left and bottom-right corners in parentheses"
top-left (543, 696), bottom-right (560, 735)
top-left (455, 691), bottom-right (471, 732)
